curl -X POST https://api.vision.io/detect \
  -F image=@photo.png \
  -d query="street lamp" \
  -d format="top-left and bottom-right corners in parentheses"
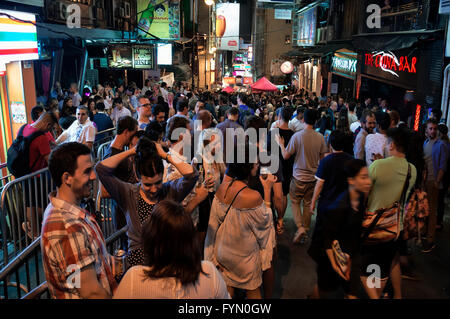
top-left (205, 0), bottom-right (214, 5)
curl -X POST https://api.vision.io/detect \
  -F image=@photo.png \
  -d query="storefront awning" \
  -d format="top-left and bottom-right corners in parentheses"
top-left (352, 30), bottom-right (444, 52)
top-left (36, 23), bottom-right (135, 42)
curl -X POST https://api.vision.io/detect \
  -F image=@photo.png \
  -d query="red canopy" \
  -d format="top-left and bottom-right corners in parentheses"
top-left (250, 77), bottom-right (278, 92)
top-left (222, 86), bottom-right (234, 93)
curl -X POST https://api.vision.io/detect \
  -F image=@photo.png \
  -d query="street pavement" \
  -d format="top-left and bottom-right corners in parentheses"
top-left (272, 195), bottom-right (450, 299)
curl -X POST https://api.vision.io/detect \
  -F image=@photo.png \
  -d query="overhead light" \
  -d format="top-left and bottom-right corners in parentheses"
top-left (205, 0), bottom-right (214, 5)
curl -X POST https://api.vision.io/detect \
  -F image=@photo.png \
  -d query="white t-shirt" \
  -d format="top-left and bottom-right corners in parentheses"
top-left (350, 121), bottom-right (361, 133)
top-left (72, 92), bottom-right (81, 107)
top-left (110, 107), bottom-right (132, 125)
top-left (113, 262), bottom-right (230, 299)
top-left (65, 119), bottom-right (96, 144)
top-left (288, 118), bottom-right (306, 132)
top-left (365, 132), bottom-right (389, 167)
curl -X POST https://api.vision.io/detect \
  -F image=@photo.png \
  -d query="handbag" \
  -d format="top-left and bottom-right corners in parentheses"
top-left (403, 188), bottom-right (430, 241)
top-left (331, 240), bottom-right (351, 280)
top-left (362, 164), bottom-right (411, 244)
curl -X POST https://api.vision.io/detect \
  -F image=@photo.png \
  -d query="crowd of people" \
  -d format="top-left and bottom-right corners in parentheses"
top-left (22, 78), bottom-right (450, 299)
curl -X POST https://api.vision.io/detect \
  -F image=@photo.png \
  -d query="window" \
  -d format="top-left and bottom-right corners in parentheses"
top-left (285, 35), bottom-right (291, 45)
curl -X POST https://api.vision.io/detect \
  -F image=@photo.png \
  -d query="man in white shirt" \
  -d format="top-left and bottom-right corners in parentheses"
top-left (56, 105), bottom-right (97, 150)
top-left (141, 79), bottom-right (152, 96)
top-left (70, 83), bottom-right (82, 107)
top-left (348, 102), bottom-right (358, 126)
top-left (160, 82), bottom-right (169, 103)
top-left (288, 106), bottom-right (306, 132)
top-left (110, 97), bottom-right (131, 126)
top-left (365, 111), bottom-right (391, 166)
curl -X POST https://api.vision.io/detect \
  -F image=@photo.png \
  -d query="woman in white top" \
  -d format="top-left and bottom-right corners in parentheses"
top-left (114, 200), bottom-right (230, 299)
top-left (204, 143), bottom-right (277, 299)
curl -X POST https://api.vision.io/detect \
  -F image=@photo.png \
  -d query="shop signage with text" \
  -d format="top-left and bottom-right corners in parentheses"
top-left (362, 49), bottom-right (419, 88)
top-left (364, 51), bottom-right (417, 76)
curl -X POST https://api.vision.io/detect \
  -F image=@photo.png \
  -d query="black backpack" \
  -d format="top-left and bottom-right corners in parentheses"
top-left (7, 124), bottom-right (45, 178)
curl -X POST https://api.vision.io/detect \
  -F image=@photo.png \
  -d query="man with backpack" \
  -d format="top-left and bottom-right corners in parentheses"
top-left (8, 112), bottom-right (58, 177)
top-left (7, 111), bottom-right (58, 238)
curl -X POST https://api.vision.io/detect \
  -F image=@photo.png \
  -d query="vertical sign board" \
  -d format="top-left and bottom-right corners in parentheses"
top-left (216, 3), bottom-right (240, 51)
top-left (296, 6), bottom-right (317, 46)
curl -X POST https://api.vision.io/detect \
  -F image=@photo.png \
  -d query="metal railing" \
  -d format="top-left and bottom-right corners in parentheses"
top-left (93, 128), bottom-right (116, 160)
top-left (0, 168), bottom-right (55, 268)
top-left (97, 141), bottom-right (112, 162)
top-left (0, 226), bottom-right (127, 299)
top-left (0, 163), bottom-right (12, 192)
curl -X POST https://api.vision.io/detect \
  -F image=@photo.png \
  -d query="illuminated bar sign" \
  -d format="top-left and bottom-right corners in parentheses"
top-left (362, 49), bottom-right (419, 88)
top-left (331, 51), bottom-right (357, 79)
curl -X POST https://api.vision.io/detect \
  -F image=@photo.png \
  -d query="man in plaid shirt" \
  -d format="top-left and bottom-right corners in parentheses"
top-left (41, 142), bottom-right (117, 298)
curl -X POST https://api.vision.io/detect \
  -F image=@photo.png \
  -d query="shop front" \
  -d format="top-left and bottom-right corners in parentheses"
top-left (328, 49), bottom-right (357, 100)
top-left (297, 58), bottom-right (322, 96)
top-left (0, 9), bottom-right (39, 170)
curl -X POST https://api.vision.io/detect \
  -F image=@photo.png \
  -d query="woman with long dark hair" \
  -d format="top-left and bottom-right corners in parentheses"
top-left (205, 143), bottom-right (277, 299)
top-left (113, 200), bottom-right (230, 299)
top-left (58, 97), bottom-right (76, 130)
top-left (96, 137), bottom-right (200, 267)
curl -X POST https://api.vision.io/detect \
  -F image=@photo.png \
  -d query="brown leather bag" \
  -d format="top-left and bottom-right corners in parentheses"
top-left (362, 164), bottom-right (411, 244)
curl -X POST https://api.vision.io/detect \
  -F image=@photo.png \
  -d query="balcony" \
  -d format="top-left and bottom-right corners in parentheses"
top-left (361, 0), bottom-right (428, 34)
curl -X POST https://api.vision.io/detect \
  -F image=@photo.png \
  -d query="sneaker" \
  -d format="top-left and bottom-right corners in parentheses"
top-left (292, 227), bottom-right (306, 244)
top-left (421, 242), bottom-right (436, 253)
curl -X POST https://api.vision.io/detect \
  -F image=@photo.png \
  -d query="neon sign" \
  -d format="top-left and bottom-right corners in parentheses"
top-left (365, 51), bottom-right (417, 77)
top-left (414, 104), bottom-right (421, 132)
top-left (332, 56), bottom-right (357, 74)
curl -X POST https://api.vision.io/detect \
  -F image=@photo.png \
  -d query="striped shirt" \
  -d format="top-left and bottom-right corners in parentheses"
top-left (41, 193), bottom-right (117, 299)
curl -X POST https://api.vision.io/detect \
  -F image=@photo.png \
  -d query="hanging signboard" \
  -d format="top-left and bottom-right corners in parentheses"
top-left (216, 3), bottom-right (240, 51)
top-left (133, 45), bottom-right (155, 69)
top-left (331, 51), bottom-right (357, 80)
top-left (362, 49), bottom-right (419, 88)
top-left (295, 6), bottom-right (317, 47)
top-left (137, 0), bottom-right (180, 40)
top-left (108, 46), bottom-right (133, 68)
top-left (275, 9), bottom-right (292, 20)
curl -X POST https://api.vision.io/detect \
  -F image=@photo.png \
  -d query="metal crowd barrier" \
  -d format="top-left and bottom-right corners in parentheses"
top-left (93, 128), bottom-right (116, 160)
top-left (0, 163), bottom-right (12, 192)
top-left (0, 168), bottom-right (55, 268)
top-left (97, 141), bottom-right (112, 162)
top-left (0, 226), bottom-right (127, 299)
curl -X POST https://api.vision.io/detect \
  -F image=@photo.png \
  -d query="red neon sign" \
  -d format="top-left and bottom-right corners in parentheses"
top-left (0, 71), bottom-right (5, 76)
top-left (414, 104), bottom-right (421, 131)
top-left (365, 52), bottom-right (417, 75)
